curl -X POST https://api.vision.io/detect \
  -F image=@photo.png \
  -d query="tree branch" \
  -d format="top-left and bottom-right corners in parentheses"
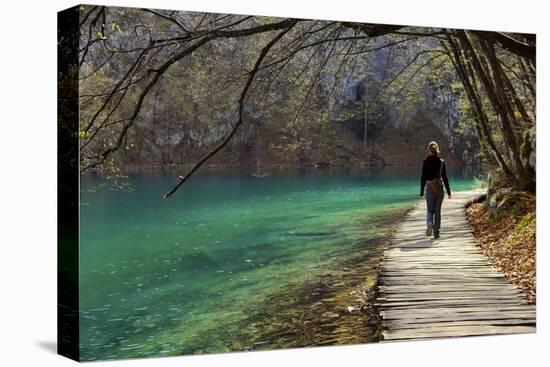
top-left (163, 20), bottom-right (298, 199)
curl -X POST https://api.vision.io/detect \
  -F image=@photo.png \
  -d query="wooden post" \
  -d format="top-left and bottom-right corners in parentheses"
top-left (364, 81), bottom-right (368, 147)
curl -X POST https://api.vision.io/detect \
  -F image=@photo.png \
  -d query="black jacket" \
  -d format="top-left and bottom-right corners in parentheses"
top-left (420, 155), bottom-right (451, 196)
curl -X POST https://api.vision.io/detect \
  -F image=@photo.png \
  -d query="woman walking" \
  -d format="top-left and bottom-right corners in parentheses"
top-left (420, 141), bottom-right (451, 239)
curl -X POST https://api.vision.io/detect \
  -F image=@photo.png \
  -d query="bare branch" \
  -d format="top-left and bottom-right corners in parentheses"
top-left (163, 20), bottom-right (298, 198)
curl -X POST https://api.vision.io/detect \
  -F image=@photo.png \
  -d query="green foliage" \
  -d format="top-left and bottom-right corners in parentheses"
top-left (111, 22), bottom-right (122, 33)
top-left (516, 211), bottom-right (535, 232)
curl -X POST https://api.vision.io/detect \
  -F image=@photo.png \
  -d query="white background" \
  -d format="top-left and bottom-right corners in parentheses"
top-left (0, 0), bottom-right (547, 365)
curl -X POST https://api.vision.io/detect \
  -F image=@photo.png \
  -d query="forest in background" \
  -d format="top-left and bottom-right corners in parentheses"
top-left (66, 5), bottom-right (536, 198)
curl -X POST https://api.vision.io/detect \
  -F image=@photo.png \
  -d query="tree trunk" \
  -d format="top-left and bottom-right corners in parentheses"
top-left (455, 31), bottom-right (531, 189)
top-left (443, 36), bottom-right (515, 181)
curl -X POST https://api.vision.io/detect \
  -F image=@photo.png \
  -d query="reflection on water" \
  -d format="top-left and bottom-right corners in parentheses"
top-left (79, 166), bottom-right (481, 360)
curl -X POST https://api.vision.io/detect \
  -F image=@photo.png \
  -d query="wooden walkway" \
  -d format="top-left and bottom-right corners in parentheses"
top-left (376, 190), bottom-right (536, 341)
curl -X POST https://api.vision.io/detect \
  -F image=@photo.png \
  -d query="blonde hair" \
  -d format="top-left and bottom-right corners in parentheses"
top-left (427, 141), bottom-right (440, 155)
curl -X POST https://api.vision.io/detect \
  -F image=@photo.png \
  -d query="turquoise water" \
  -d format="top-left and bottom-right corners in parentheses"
top-left (79, 167), bottom-right (479, 360)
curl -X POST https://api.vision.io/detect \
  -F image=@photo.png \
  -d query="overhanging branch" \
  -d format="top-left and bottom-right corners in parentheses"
top-left (162, 20), bottom-right (298, 199)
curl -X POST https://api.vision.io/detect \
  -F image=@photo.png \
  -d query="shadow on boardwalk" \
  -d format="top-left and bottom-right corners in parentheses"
top-left (376, 189), bottom-right (536, 341)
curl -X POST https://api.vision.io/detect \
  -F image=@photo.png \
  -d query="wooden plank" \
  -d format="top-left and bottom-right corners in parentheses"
top-left (378, 291), bottom-right (522, 297)
top-left (380, 314), bottom-right (536, 324)
top-left (383, 325), bottom-right (535, 340)
top-left (380, 280), bottom-right (513, 285)
top-left (378, 295), bottom-right (528, 303)
top-left (381, 309), bottom-right (536, 318)
top-left (376, 300), bottom-right (528, 308)
top-left (379, 284), bottom-right (519, 291)
top-left (380, 268), bottom-right (503, 273)
top-left (385, 319), bottom-right (536, 330)
top-left (380, 306), bottom-right (536, 315)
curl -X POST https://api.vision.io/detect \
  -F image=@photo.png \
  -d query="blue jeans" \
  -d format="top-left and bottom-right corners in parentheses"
top-left (425, 185), bottom-right (444, 235)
